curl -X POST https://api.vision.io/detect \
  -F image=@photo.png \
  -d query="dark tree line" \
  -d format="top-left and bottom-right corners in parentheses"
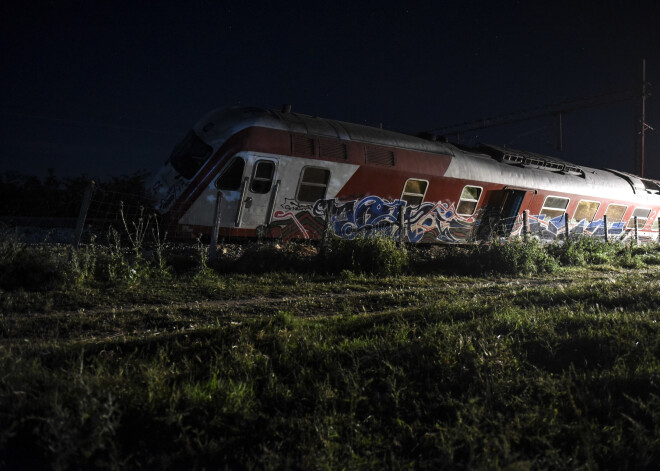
top-left (0, 169), bottom-right (152, 219)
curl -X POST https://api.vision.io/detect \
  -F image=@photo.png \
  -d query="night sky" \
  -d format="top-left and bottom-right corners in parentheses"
top-left (2, 1), bottom-right (659, 180)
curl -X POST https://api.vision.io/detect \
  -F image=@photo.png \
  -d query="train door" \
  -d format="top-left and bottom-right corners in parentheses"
top-left (235, 156), bottom-right (280, 230)
top-left (214, 156), bottom-right (248, 228)
top-left (213, 154), bottom-right (280, 232)
top-left (499, 189), bottom-right (529, 236)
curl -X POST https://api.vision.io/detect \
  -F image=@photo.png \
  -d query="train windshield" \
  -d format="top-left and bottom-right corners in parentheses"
top-left (169, 131), bottom-right (213, 179)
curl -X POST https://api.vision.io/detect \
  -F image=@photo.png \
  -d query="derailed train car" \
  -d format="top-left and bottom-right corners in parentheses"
top-left (149, 106), bottom-right (660, 243)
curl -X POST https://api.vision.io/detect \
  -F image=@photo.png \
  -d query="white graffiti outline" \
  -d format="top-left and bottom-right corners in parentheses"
top-left (273, 210), bottom-right (310, 239)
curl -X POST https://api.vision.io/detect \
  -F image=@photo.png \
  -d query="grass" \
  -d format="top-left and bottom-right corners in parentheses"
top-left (1, 235), bottom-right (660, 469)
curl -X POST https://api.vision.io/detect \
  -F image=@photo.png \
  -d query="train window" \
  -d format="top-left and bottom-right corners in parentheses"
top-left (627, 208), bottom-right (651, 228)
top-left (540, 196), bottom-right (569, 219)
top-left (296, 167), bottom-right (330, 202)
top-left (215, 157), bottom-right (245, 191)
top-left (400, 179), bottom-right (428, 206)
top-left (653, 217), bottom-right (659, 231)
top-left (573, 200), bottom-right (600, 222)
top-left (604, 204), bottom-right (627, 222)
top-left (170, 131), bottom-right (214, 179)
top-left (456, 186), bottom-right (483, 216)
top-left (250, 160), bottom-right (275, 194)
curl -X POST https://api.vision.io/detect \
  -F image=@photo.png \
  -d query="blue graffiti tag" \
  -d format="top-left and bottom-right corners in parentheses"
top-left (313, 196), bottom-right (476, 243)
top-left (308, 197), bottom-right (649, 243)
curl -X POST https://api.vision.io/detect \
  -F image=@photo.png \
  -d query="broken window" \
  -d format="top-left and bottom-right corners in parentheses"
top-left (170, 130), bottom-right (213, 179)
top-left (215, 157), bottom-right (245, 191)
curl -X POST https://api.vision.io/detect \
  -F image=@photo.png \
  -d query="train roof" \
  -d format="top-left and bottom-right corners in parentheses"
top-left (197, 106), bottom-right (458, 155)
top-left (196, 106), bottom-right (660, 200)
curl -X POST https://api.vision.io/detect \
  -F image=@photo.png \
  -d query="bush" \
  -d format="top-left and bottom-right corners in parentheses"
top-left (434, 238), bottom-right (556, 276)
top-left (232, 242), bottom-right (317, 274)
top-left (547, 236), bottom-right (616, 266)
top-left (480, 237), bottom-right (557, 275)
top-left (0, 245), bottom-right (68, 291)
top-left (322, 235), bottom-right (409, 275)
top-left (613, 242), bottom-right (644, 269)
top-left (641, 253), bottom-right (660, 265)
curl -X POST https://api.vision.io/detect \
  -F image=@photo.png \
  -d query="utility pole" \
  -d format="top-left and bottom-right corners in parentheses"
top-left (636, 59), bottom-right (654, 177)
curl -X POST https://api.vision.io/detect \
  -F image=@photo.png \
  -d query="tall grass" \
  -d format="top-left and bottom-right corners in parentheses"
top-left (3, 228), bottom-right (660, 293)
top-left (462, 237), bottom-right (557, 275)
top-left (323, 235), bottom-right (409, 275)
top-left (2, 274), bottom-right (659, 469)
top-left (547, 235), bottom-right (618, 266)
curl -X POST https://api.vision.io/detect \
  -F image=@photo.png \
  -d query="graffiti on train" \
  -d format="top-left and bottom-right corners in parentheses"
top-left (271, 196), bottom-right (643, 243)
top-left (510, 213), bottom-right (639, 242)
top-left (311, 196), bottom-right (476, 243)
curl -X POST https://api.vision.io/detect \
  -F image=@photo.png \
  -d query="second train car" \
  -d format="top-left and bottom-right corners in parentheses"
top-left (149, 106), bottom-right (660, 243)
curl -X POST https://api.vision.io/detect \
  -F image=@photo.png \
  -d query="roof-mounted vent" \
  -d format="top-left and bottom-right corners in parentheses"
top-left (642, 179), bottom-right (660, 195)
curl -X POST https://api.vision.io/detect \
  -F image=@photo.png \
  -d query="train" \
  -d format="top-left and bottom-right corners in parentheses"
top-left (148, 105), bottom-right (660, 244)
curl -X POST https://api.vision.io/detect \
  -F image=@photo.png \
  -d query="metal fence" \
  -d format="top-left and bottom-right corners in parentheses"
top-left (1, 182), bottom-right (652, 247)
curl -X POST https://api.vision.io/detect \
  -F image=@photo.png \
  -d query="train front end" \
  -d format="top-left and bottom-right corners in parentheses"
top-left (147, 107), bottom-right (292, 239)
top-left (149, 130), bottom-right (214, 214)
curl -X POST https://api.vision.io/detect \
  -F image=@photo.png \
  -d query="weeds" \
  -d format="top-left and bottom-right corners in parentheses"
top-left (548, 235), bottom-right (617, 266)
top-left (119, 202), bottom-right (150, 260)
top-left (0, 234), bottom-right (68, 291)
top-left (323, 234), bottom-right (409, 275)
top-left (231, 242), bottom-right (316, 274)
top-left (426, 237), bottom-right (557, 276)
top-left (484, 236), bottom-right (557, 274)
top-left (2, 269), bottom-right (660, 469)
top-left (4, 228), bottom-right (660, 294)
top-left (151, 216), bottom-right (169, 275)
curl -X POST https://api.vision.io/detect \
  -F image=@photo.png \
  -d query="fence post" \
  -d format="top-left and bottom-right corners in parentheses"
top-left (321, 199), bottom-right (334, 255)
top-left (523, 210), bottom-right (529, 239)
top-left (634, 216), bottom-right (639, 244)
top-left (398, 203), bottom-right (407, 246)
top-left (603, 215), bottom-right (609, 243)
top-left (564, 214), bottom-right (570, 241)
top-left (209, 191), bottom-right (223, 260)
top-left (72, 180), bottom-right (95, 249)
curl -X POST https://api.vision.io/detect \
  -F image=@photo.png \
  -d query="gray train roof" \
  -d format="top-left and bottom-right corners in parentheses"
top-left (196, 106), bottom-right (660, 200)
top-left (197, 106), bottom-right (458, 155)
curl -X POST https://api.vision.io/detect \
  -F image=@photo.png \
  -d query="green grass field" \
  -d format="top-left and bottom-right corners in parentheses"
top-left (1, 238), bottom-right (660, 469)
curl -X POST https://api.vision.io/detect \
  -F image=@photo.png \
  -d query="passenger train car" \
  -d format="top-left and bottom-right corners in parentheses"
top-left (149, 106), bottom-right (660, 243)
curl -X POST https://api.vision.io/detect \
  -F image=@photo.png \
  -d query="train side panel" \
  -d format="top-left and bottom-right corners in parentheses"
top-left (150, 106), bottom-right (660, 244)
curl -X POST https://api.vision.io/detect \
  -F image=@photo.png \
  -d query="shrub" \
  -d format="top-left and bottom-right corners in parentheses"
top-left (435, 237), bottom-right (556, 276)
top-left (322, 235), bottom-right (409, 275)
top-left (641, 253), bottom-right (660, 265)
top-left (232, 242), bottom-right (317, 274)
top-left (67, 240), bottom-right (100, 283)
top-left (0, 227), bottom-right (22, 265)
top-left (481, 237), bottom-right (557, 275)
top-left (547, 236), bottom-right (616, 266)
top-left (165, 251), bottom-right (202, 275)
top-left (615, 242), bottom-right (646, 269)
top-left (0, 245), bottom-right (68, 291)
